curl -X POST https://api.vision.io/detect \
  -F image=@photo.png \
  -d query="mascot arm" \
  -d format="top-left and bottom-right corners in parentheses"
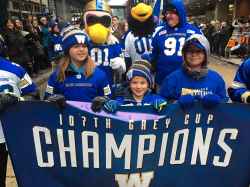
top-left (110, 57), bottom-right (126, 73)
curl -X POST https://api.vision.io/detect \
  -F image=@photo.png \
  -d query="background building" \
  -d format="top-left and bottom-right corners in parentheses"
top-left (7, 0), bottom-right (49, 18)
top-left (185, 0), bottom-right (250, 23)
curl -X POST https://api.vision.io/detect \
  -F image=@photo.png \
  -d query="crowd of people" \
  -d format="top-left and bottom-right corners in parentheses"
top-left (0, 15), bottom-right (69, 77)
top-left (0, 0), bottom-right (250, 186)
top-left (200, 16), bottom-right (250, 58)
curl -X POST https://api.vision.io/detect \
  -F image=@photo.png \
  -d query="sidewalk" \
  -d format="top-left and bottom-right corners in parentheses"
top-left (32, 68), bottom-right (52, 86)
top-left (211, 55), bottom-right (242, 66)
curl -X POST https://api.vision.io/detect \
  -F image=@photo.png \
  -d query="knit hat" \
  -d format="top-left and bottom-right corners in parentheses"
top-left (182, 34), bottom-right (210, 79)
top-left (182, 34), bottom-right (210, 66)
top-left (126, 60), bottom-right (153, 88)
top-left (61, 25), bottom-right (89, 54)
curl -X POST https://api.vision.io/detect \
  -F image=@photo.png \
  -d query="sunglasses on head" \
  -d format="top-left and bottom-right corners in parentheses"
top-left (86, 15), bottom-right (111, 27)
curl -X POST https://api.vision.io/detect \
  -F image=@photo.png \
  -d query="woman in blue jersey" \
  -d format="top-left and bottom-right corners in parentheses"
top-left (44, 26), bottom-right (112, 103)
top-left (160, 34), bottom-right (228, 108)
top-left (91, 60), bottom-right (167, 113)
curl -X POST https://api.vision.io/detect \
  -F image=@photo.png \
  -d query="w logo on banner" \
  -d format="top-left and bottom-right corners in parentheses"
top-left (115, 172), bottom-right (154, 187)
top-left (75, 35), bottom-right (86, 44)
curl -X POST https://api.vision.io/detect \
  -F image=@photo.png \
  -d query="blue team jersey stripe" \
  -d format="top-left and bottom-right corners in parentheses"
top-left (0, 57), bottom-right (25, 79)
top-left (21, 83), bottom-right (36, 96)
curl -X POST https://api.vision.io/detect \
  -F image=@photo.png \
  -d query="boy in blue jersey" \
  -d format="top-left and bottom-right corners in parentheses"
top-left (44, 26), bottom-right (112, 102)
top-left (91, 60), bottom-right (167, 113)
top-left (228, 57), bottom-right (250, 103)
top-left (151, 0), bottom-right (202, 87)
top-left (0, 36), bottom-right (38, 187)
top-left (160, 34), bottom-right (228, 108)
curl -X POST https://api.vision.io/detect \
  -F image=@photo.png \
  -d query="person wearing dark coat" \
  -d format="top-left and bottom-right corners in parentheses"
top-left (2, 19), bottom-right (32, 74)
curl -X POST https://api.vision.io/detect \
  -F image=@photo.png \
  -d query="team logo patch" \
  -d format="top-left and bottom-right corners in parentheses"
top-left (104, 85), bottom-right (111, 96)
top-left (19, 73), bottom-right (32, 89)
top-left (75, 35), bottom-right (86, 44)
top-left (159, 30), bottom-right (167, 36)
top-left (181, 88), bottom-right (193, 95)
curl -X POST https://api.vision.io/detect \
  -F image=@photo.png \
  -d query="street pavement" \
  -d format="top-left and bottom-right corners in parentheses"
top-left (211, 55), bottom-right (242, 66)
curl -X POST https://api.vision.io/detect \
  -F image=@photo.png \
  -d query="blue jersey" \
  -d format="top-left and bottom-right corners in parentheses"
top-left (160, 69), bottom-right (228, 102)
top-left (45, 67), bottom-right (112, 102)
top-left (151, 0), bottom-right (201, 85)
top-left (124, 31), bottom-right (154, 63)
top-left (230, 58), bottom-right (250, 102)
top-left (0, 57), bottom-right (36, 96)
top-left (49, 33), bottom-right (63, 61)
top-left (0, 57), bottom-right (36, 143)
top-left (89, 42), bottom-right (123, 84)
top-left (113, 84), bottom-right (165, 106)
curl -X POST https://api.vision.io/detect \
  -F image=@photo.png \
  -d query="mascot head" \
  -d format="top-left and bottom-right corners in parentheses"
top-left (83, 0), bottom-right (112, 44)
top-left (128, 2), bottom-right (156, 37)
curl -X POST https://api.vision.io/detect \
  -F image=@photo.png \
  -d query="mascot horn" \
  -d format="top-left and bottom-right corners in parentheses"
top-left (83, 0), bottom-right (112, 44)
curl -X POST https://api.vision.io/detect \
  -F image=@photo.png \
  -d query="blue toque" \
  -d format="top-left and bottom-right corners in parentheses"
top-left (61, 26), bottom-right (89, 53)
top-left (126, 63), bottom-right (153, 88)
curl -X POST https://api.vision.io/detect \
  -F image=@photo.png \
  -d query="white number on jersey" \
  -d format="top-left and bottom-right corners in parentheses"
top-left (0, 84), bottom-right (14, 93)
top-left (134, 38), bottom-right (152, 55)
top-left (90, 48), bottom-right (109, 66)
top-left (164, 37), bottom-right (186, 56)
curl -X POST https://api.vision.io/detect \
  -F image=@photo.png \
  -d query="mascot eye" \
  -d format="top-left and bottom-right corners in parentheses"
top-left (138, 13), bottom-right (147, 17)
top-left (86, 15), bottom-right (111, 27)
top-left (86, 16), bottom-right (99, 26)
top-left (99, 16), bottom-right (111, 27)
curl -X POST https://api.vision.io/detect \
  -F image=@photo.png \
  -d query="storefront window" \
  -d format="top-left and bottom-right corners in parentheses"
top-left (111, 7), bottom-right (125, 20)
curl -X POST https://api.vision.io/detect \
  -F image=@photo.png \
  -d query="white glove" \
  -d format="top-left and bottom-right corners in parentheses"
top-left (241, 91), bottom-right (250, 103)
top-left (110, 57), bottom-right (126, 73)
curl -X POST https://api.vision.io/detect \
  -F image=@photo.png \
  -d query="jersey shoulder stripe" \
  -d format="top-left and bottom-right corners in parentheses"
top-left (0, 58), bottom-right (26, 79)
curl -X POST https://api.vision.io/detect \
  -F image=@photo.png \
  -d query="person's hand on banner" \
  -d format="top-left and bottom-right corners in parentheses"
top-left (153, 98), bottom-right (167, 112)
top-left (0, 93), bottom-right (21, 112)
top-left (91, 96), bottom-right (109, 112)
top-left (46, 94), bottom-right (66, 109)
top-left (178, 94), bottom-right (195, 109)
top-left (104, 99), bottom-right (119, 113)
top-left (202, 94), bottom-right (221, 108)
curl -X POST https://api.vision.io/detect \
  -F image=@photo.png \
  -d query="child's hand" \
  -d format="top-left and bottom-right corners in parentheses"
top-left (202, 94), bottom-right (221, 108)
top-left (104, 100), bottom-right (119, 113)
top-left (91, 96), bottom-right (108, 112)
top-left (178, 94), bottom-right (195, 109)
top-left (0, 93), bottom-right (20, 113)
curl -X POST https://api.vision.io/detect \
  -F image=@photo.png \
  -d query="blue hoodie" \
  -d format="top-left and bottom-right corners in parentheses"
top-left (48, 33), bottom-right (63, 61)
top-left (229, 58), bottom-right (250, 103)
top-left (151, 0), bottom-right (202, 85)
top-left (159, 34), bottom-right (228, 102)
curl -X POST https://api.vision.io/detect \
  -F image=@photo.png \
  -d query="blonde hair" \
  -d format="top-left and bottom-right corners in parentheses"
top-left (57, 55), bottom-right (96, 82)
